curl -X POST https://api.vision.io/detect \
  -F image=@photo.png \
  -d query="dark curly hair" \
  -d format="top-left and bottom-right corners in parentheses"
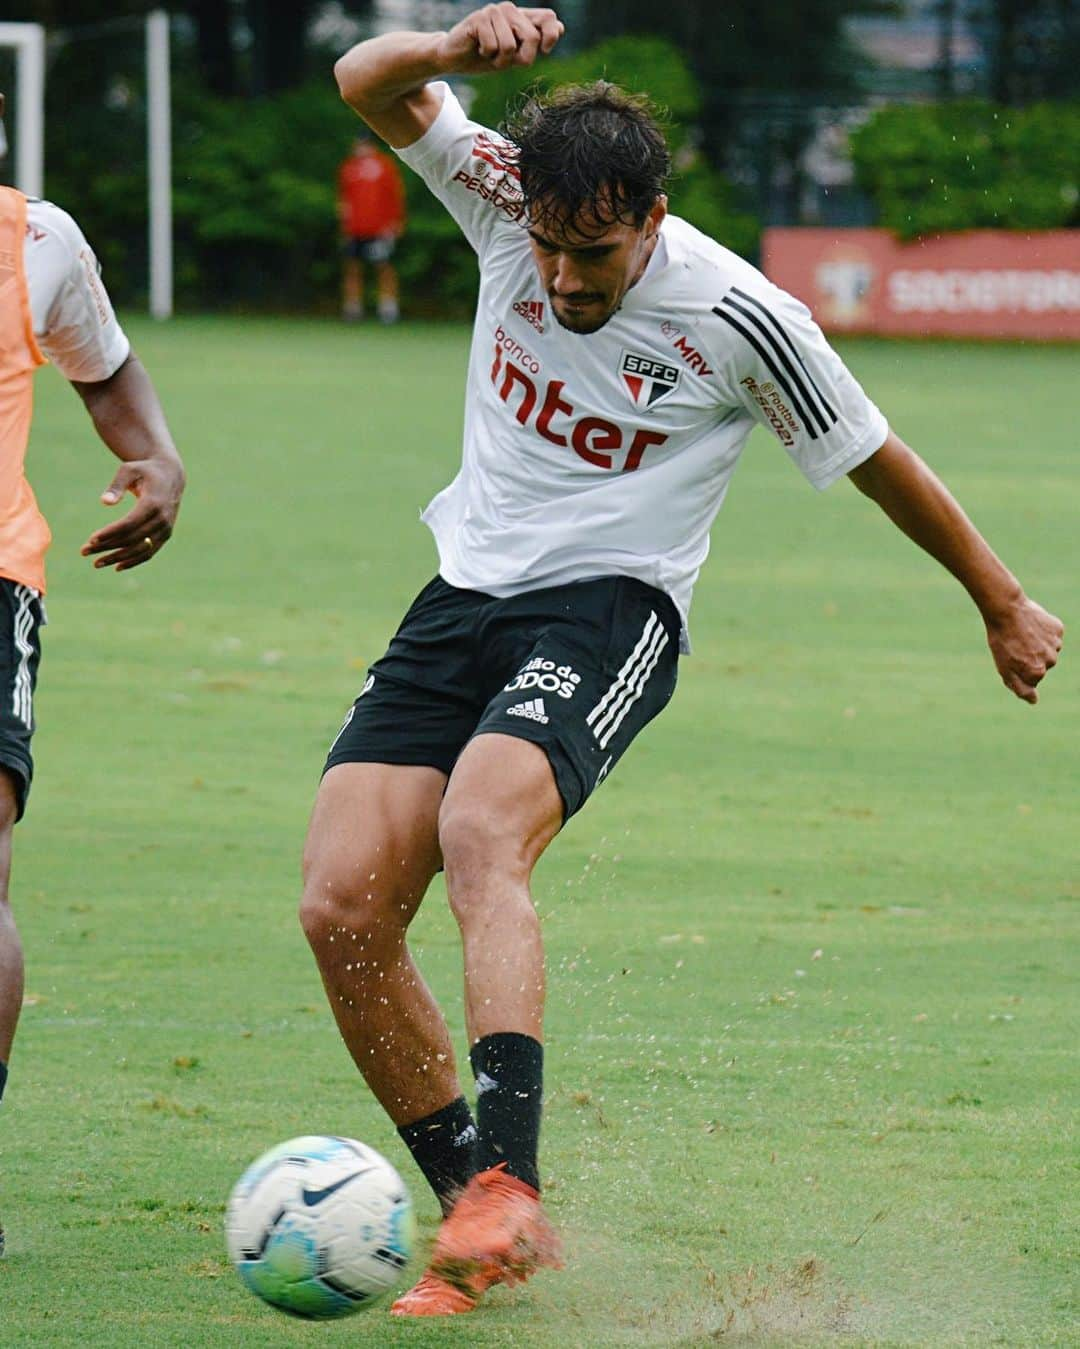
top-left (502, 82), bottom-right (672, 239)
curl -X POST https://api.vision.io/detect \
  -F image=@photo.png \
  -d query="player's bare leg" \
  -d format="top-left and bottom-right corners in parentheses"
top-left (341, 256), bottom-right (364, 319)
top-left (375, 260), bottom-right (400, 324)
top-left (300, 762), bottom-right (478, 1215)
top-left (393, 734), bottom-right (563, 1316)
top-left (0, 773), bottom-right (23, 1257)
top-left (440, 734), bottom-right (561, 1044)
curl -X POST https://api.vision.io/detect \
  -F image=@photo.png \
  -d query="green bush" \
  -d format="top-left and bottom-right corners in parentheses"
top-left (850, 99), bottom-right (1080, 239)
top-left (172, 81), bottom-right (350, 309)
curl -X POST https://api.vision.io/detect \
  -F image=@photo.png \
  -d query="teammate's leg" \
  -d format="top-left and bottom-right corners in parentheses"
top-left (300, 762), bottom-right (477, 1212)
top-left (0, 773), bottom-right (21, 1078)
top-left (0, 774), bottom-right (21, 1257)
top-left (0, 581), bottom-right (45, 1257)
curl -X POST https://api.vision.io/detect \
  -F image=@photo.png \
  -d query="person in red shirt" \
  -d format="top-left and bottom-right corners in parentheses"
top-left (337, 132), bottom-right (406, 322)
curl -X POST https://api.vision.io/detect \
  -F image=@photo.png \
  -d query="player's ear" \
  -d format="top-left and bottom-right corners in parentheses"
top-left (646, 195), bottom-right (667, 236)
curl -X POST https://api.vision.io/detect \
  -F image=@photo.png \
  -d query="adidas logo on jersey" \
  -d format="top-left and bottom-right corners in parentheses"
top-left (506, 697), bottom-right (549, 724)
top-left (512, 299), bottom-right (545, 333)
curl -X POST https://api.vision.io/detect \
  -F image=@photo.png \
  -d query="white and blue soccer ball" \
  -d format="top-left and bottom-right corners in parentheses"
top-left (225, 1135), bottom-right (414, 1319)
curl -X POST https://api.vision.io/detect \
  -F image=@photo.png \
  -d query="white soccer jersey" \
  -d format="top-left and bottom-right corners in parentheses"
top-left (397, 85), bottom-right (888, 648)
top-left (24, 199), bottom-right (130, 384)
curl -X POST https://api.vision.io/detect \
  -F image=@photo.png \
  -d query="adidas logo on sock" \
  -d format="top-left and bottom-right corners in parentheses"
top-left (506, 697), bottom-right (549, 724)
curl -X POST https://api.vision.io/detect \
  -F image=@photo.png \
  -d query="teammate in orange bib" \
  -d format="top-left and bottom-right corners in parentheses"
top-left (0, 90), bottom-right (186, 1257)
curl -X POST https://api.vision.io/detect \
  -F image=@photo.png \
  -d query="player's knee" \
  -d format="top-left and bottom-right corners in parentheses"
top-left (438, 800), bottom-right (532, 897)
top-left (298, 866), bottom-right (407, 956)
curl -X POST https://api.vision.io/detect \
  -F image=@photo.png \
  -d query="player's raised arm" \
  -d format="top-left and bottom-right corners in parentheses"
top-left (848, 430), bottom-right (1063, 703)
top-left (334, 4), bottom-right (563, 148)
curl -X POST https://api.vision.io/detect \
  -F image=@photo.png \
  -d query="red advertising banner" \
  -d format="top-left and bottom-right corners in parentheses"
top-left (762, 228), bottom-right (1080, 340)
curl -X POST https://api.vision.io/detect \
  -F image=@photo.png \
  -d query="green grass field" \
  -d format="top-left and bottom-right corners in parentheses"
top-left (2, 319), bottom-right (1076, 1347)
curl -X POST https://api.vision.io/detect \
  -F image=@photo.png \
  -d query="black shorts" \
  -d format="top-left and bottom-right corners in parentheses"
top-left (324, 575), bottom-right (680, 820)
top-left (0, 579), bottom-right (45, 821)
top-left (342, 235), bottom-right (396, 264)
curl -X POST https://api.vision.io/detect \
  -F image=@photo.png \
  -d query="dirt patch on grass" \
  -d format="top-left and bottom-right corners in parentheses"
top-left (700, 1255), bottom-right (860, 1343)
top-left (511, 1227), bottom-right (865, 1347)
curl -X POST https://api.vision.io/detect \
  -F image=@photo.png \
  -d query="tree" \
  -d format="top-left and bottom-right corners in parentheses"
top-left (969, 0), bottom-right (1080, 104)
top-left (583, 0), bottom-right (890, 224)
top-left (585, 0), bottom-right (887, 127)
top-left (190, 0), bottom-right (238, 98)
top-left (247, 0), bottom-right (319, 95)
top-left (7, 0), bottom-right (379, 98)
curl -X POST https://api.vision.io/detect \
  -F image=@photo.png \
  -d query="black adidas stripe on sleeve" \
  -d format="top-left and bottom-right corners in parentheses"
top-left (713, 289), bottom-right (839, 439)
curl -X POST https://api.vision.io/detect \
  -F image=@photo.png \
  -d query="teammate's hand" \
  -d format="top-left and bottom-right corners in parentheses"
top-left (80, 458), bottom-right (184, 572)
top-left (436, 4), bottom-right (563, 74)
top-left (985, 596), bottom-right (1064, 703)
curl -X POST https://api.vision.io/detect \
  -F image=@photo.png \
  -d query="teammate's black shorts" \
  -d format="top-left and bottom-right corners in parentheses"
top-left (0, 579), bottom-right (45, 821)
top-left (342, 235), bottom-right (396, 264)
top-left (324, 575), bottom-right (680, 820)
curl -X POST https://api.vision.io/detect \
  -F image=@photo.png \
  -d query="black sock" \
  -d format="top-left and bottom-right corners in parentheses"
top-left (0, 1059), bottom-right (6, 1103)
top-left (470, 1033), bottom-right (543, 1192)
top-left (397, 1096), bottom-right (478, 1216)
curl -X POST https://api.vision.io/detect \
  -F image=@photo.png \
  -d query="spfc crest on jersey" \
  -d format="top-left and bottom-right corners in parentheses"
top-left (620, 350), bottom-right (681, 410)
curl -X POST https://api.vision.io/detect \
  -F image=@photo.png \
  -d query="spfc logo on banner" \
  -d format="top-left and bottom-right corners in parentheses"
top-left (620, 350), bottom-right (681, 410)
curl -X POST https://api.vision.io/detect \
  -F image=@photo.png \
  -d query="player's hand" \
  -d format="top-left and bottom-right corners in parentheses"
top-left (80, 458), bottom-right (184, 572)
top-left (436, 4), bottom-right (563, 74)
top-left (985, 596), bottom-right (1063, 703)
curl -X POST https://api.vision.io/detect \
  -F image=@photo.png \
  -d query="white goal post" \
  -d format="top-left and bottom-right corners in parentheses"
top-left (1, 13), bottom-right (173, 320)
top-left (146, 9), bottom-right (173, 320)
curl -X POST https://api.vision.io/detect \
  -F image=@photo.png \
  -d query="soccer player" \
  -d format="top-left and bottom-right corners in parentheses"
top-left (304, 4), bottom-right (1064, 1316)
top-left (0, 109), bottom-right (186, 1253)
top-left (337, 131), bottom-right (406, 322)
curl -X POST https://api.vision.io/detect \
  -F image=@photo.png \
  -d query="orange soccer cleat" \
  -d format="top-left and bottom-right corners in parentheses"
top-left (390, 1166), bottom-right (562, 1317)
top-left (390, 1269), bottom-right (482, 1317)
top-left (431, 1164), bottom-right (562, 1290)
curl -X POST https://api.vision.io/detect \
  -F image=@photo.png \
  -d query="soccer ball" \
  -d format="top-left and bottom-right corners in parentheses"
top-left (225, 1135), bottom-right (414, 1319)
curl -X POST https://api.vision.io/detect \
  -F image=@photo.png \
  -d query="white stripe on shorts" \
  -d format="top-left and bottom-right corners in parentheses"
top-left (586, 611), bottom-right (658, 730)
top-left (12, 585), bottom-right (37, 731)
top-left (587, 610), bottom-right (669, 749)
top-left (596, 628), bottom-right (669, 750)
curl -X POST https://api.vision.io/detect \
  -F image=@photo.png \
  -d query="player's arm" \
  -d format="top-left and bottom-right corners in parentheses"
top-left (74, 354), bottom-right (186, 572)
top-left (849, 429), bottom-right (1063, 703)
top-left (333, 4), bottom-right (563, 148)
top-left (27, 199), bottom-right (186, 572)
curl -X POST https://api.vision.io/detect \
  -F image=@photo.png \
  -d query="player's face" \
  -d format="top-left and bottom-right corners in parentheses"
top-left (528, 197), bottom-right (667, 335)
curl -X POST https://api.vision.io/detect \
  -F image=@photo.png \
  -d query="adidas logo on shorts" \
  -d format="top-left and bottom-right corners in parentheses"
top-left (506, 697), bottom-right (549, 724)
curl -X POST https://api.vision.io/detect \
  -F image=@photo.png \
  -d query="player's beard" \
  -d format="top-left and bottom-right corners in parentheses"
top-left (549, 294), bottom-right (618, 334)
